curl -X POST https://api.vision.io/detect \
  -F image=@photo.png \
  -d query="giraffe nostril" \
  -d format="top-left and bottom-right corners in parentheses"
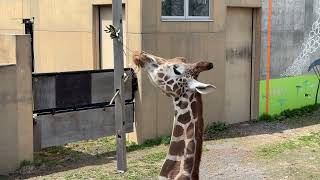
top-left (208, 63), bottom-right (214, 70)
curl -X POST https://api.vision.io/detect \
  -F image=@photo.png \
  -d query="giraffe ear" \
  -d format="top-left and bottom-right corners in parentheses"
top-left (188, 79), bottom-right (216, 94)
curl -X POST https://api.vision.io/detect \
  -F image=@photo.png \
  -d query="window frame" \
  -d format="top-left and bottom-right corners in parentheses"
top-left (161, 0), bottom-right (212, 21)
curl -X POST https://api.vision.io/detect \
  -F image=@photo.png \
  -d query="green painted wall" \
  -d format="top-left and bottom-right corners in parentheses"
top-left (259, 75), bottom-right (320, 115)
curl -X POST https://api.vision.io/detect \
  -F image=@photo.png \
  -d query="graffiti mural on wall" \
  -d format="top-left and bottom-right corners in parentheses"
top-left (260, 0), bottom-right (320, 115)
top-left (259, 75), bottom-right (319, 115)
top-left (282, 10), bottom-right (320, 76)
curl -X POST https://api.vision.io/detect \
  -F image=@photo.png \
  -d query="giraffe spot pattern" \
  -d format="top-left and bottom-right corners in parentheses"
top-left (173, 84), bottom-right (179, 91)
top-left (183, 93), bottom-right (189, 99)
top-left (177, 101), bottom-right (188, 109)
top-left (167, 79), bottom-right (174, 85)
top-left (186, 140), bottom-right (195, 154)
top-left (177, 111), bottom-right (191, 124)
top-left (164, 75), bottom-right (169, 81)
top-left (176, 88), bottom-right (182, 95)
top-left (184, 157), bottom-right (194, 173)
top-left (169, 140), bottom-right (185, 156)
top-left (191, 101), bottom-right (197, 119)
top-left (160, 160), bottom-right (181, 178)
top-left (158, 73), bottom-right (164, 78)
top-left (186, 123), bottom-right (194, 139)
top-left (151, 63), bottom-right (159, 68)
top-left (166, 85), bottom-right (172, 92)
top-left (189, 93), bottom-right (194, 102)
top-left (173, 125), bottom-right (184, 137)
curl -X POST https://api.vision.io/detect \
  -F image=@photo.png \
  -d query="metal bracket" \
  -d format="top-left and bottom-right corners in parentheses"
top-left (108, 89), bottom-right (120, 106)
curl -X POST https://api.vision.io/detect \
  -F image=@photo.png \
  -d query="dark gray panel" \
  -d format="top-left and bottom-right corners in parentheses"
top-left (55, 74), bottom-right (91, 108)
top-left (33, 76), bottom-right (55, 110)
top-left (91, 72), bottom-right (114, 103)
top-left (36, 104), bottom-right (134, 148)
top-left (91, 70), bottom-right (133, 104)
top-left (33, 70), bottom-right (134, 112)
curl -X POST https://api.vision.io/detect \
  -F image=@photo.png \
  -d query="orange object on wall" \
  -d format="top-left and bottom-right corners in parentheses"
top-left (266, 0), bottom-right (273, 114)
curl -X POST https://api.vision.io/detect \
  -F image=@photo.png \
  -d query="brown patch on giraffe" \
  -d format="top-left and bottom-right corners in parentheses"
top-left (177, 101), bottom-right (188, 109)
top-left (167, 79), bottom-right (174, 85)
top-left (158, 73), bottom-right (164, 78)
top-left (183, 93), bottom-right (188, 99)
top-left (186, 123), bottom-right (194, 139)
top-left (157, 80), bottom-right (164, 84)
top-left (191, 101), bottom-right (197, 119)
top-left (173, 84), bottom-right (179, 91)
top-left (173, 125), bottom-right (184, 137)
top-left (186, 140), bottom-right (195, 154)
top-left (176, 88), bottom-right (181, 95)
top-left (184, 157), bottom-right (194, 173)
top-left (192, 92), bottom-right (204, 180)
top-left (169, 140), bottom-right (185, 156)
top-left (160, 160), bottom-right (181, 179)
top-left (177, 175), bottom-right (191, 180)
top-left (164, 75), bottom-right (169, 81)
top-left (175, 110), bottom-right (178, 116)
top-left (151, 63), bottom-right (159, 68)
top-left (166, 85), bottom-right (172, 92)
top-left (189, 93), bottom-right (194, 102)
top-left (177, 111), bottom-right (191, 124)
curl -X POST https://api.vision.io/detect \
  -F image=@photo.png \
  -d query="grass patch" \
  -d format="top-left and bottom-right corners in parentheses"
top-left (259, 104), bottom-right (320, 122)
top-left (142, 151), bottom-right (167, 164)
top-left (257, 132), bottom-right (320, 158)
top-left (17, 136), bottom-right (171, 173)
top-left (205, 122), bottom-right (227, 135)
top-left (127, 136), bottom-right (170, 152)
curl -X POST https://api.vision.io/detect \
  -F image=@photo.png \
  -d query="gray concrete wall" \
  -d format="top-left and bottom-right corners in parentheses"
top-left (261, 0), bottom-right (320, 79)
top-left (0, 35), bottom-right (33, 175)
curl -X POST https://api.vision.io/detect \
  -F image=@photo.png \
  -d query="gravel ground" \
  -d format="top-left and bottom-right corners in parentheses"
top-left (200, 110), bottom-right (320, 180)
top-left (7, 109), bottom-right (320, 180)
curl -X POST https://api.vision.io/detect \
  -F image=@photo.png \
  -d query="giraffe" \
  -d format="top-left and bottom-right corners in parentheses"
top-left (132, 51), bottom-right (215, 180)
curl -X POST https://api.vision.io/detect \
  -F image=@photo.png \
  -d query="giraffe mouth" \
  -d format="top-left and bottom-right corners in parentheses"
top-left (132, 51), bottom-right (149, 68)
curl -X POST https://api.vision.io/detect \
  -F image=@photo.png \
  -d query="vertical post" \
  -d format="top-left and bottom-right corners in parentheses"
top-left (315, 79), bottom-right (320, 105)
top-left (112, 0), bottom-right (127, 172)
top-left (265, 0), bottom-right (273, 114)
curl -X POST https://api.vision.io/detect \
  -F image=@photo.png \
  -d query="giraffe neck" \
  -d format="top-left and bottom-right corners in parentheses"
top-left (159, 92), bottom-right (203, 180)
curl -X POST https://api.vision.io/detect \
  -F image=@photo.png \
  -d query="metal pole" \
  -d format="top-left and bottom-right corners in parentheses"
top-left (112, 0), bottom-right (127, 172)
top-left (315, 79), bottom-right (320, 105)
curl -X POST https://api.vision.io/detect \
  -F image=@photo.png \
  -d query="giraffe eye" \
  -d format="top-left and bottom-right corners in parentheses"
top-left (173, 65), bottom-right (182, 75)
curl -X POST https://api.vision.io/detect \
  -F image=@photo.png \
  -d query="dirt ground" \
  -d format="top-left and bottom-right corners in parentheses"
top-left (6, 109), bottom-right (320, 180)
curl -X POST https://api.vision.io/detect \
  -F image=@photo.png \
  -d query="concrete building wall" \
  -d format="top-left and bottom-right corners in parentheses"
top-left (128, 0), bottom-right (261, 142)
top-left (261, 0), bottom-right (320, 78)
top-left (0, 0), bottom-right (261, 144)
top-left (0, 35), bottom-right (33, 175)
top-left (0, 0), bottom-right (126, 73)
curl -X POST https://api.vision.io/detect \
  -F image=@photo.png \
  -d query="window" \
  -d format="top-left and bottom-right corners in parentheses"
top-left (161, 0), bottom-right (211, 21)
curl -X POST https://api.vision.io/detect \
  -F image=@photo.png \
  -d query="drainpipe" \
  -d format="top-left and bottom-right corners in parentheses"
top-left (23, 18), bottom-right (35, 72)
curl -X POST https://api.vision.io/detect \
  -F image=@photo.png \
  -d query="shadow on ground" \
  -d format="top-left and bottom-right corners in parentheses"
top-left (10, 147), bottom-right (117, 179)
top-left (9, 109), bottom-right (320, 179)
top-left (205, 109), bottom-right (320, 141)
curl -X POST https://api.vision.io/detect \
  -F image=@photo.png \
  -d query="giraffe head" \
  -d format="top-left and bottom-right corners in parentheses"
top-left (133, 51), bottom-right (216, 97)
